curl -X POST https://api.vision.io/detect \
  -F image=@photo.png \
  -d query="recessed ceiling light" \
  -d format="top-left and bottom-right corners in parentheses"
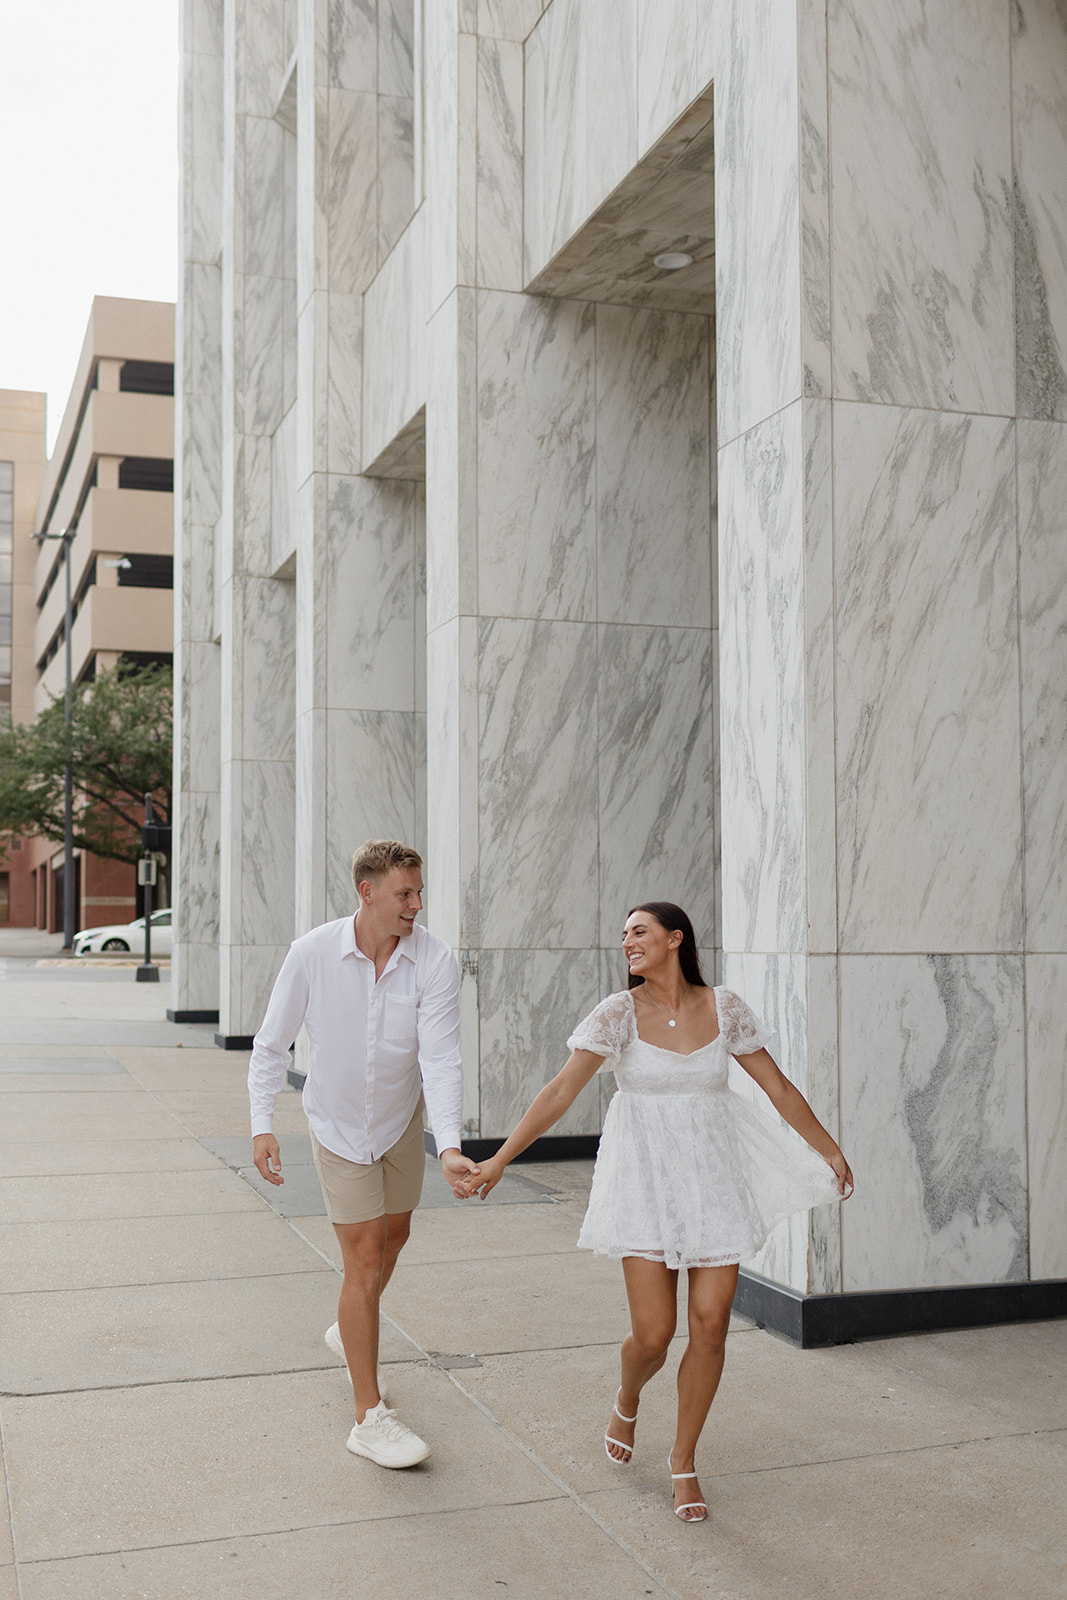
top-left (653, 251), bottom-right (694, 271)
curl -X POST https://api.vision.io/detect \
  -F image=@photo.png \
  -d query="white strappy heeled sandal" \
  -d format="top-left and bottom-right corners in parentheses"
top-left (669, 1455), bottom-right (708, 1522)
top-left (604, 1389), bottom-right (638, 1463)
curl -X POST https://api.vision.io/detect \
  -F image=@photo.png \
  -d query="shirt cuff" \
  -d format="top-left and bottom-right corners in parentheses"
top-left (432, 1128), bottom-right (463, 1157)
top-left (251, 1115), bottom-right (275, 1137)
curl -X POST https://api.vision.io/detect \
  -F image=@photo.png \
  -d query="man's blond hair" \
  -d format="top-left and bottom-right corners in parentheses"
top-left (350, 839), bottom-right (423, 891)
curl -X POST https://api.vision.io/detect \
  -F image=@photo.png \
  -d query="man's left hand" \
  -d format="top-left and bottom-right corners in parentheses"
top-left (440, 1147), bottom-right (481, 1194)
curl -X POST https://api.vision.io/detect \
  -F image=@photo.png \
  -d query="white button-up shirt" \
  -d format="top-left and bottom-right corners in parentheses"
top-left (248, 916), bottom-right (463, 1163)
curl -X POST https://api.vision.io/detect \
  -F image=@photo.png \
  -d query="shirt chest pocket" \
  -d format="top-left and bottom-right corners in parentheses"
top-left (385, 993), bottom-right (418, 1050)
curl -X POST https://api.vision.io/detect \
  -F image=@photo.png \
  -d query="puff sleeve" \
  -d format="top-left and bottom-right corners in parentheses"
top-left (566, 991), bottom-right (637, 1069)
top-left (717, 989), bottom-right (774, 1057)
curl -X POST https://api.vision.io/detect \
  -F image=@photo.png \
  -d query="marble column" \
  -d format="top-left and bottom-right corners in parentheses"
top-left (172, 0), bottom-right (224, 1018)
top-left (216, 0), bottom-right (297, 1039)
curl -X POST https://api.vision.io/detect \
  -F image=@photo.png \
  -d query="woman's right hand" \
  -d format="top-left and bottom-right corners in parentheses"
top-left (459, 1154), bottom-right (506, 1201)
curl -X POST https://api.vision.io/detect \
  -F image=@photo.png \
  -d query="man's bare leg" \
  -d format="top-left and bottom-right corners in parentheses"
top-left (333, 1211), bottom-right (412, 1422)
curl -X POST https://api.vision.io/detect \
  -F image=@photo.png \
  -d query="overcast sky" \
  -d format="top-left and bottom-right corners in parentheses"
top-left (0, 1), bottom-right (179, 453)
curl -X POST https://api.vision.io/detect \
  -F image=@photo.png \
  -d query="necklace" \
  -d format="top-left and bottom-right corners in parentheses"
top-left (640, 985), bottom-right (689, 1028)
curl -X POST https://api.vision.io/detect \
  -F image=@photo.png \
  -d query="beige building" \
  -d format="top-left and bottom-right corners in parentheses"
top-left (33, 296), bottom-right (175, 709)
top-left (2, 296), bottom-right (175, 932)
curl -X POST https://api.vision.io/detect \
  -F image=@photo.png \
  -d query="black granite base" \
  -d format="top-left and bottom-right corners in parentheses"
top-left (421, 1131), bottom-right (602, 1163)
top-left (735, 1269), bottom-right (1067, 1347)
top-left (214, 1032), bottom-right (255, 1050)
top-left (167, 1008), bottom-right (220, 1024)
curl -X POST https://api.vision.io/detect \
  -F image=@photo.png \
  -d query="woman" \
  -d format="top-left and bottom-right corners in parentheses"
top-left (457, 902), bottom-right (853, 1523)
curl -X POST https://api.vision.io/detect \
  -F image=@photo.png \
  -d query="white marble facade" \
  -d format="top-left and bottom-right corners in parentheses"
top-left (175, 0), bottom-right (1067, 1304)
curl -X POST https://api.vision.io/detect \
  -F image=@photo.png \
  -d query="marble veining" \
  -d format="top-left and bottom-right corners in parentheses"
top-left (828, 0), bottom-right (1014, 414)
top-left (1012, 2), bottom-right (1067, 421)
top-left (476, 291), bottom-right (596, 620)
top-left (834, 404), bottom-right (1021, 954)
top-left (597, 624), bottom-right (714, 951)
top-left (478, 948), bottom-right (602, 1136)
top-left (1018, 419), bottom-right (1067, 952)
top-left (595, 305), bottom-right (712, 629)
top-left (478, 617), bottom-right (598, 950)
top-left (1025, 955), bottom-right (1067, 1280)
top-left (476, 36), bottom-right (524, 291)
top-left (840, 954), bottom-right (1027, 1293)
top-left (325, 474), bottom-right (419, 712)
top-left (718, 403), bottom-right (808, 956)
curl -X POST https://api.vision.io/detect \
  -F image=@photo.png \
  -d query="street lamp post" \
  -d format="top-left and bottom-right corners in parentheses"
top-left (34, 526), bottom-right (75, 950)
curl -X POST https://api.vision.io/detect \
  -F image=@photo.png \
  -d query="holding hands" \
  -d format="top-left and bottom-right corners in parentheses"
top-left (452, 1154), bottom-right (507, 1200)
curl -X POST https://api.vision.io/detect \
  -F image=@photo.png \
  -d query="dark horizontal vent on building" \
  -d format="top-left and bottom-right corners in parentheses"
top-left (120, 361), bottom-right (175, 396)
top-left (117, 554), bottom-right (173, 590)
top-left (118, 457), bottom-right (173, 493)
top-left (119, 651), bottom-right (172, 675)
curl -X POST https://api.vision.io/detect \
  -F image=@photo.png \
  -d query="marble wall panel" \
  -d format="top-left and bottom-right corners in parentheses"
top-left (238, 941), bottom-right (294, 1037)
top-left (476, 291), bottom-right (596, 620)
top-left (176, 787), bottom-right (222, 947)
top-left (180, 517), bottom-right (218, 647)
top-left (324, 708), bottom-right (420, 920)
top-left (237, 757), bottom-right (297, 944)
top-left (295, 704), bottom-right (328, 933)
top-left (241, 577), bottom-right (296, 762)
top-left (243, 115), bottom-right (286, 279)
top-left (379, 0), bottom-right (415, 98)
top-left (328, 0), bottom-right (377, 91)
top-left (798, 0), bottom-right (830, 396)
top-left (476, 36), bottom-right (524, 291)
top-left (840, 954), bottom-right (1027, 1293)
top-left (634, 0), bottom-right (716, 157)
top-left (186, 640), bottom-right (223, 796)
top-left (477, 948), bottom-right (602, 1136)
top-left (457, 30), bottom-right (478, 287)
top-left (827, 0), bottom-right (1013, 415)
top-left (834, 404), bottom-right (1022, 954)
top-left (715, 0), bottom-right (801, 445)
top-left (327, 291), bottom-right (363, 474)
top-left (378, 94), bottom-right (415, 262)
top-left (595, 304), bottom-right (712, 629)
top-left (1019, 421), bottom-right (1067, 953)
top-left (1013, 2), bottom-right (1067, 421)
top-left (325, 474), bottom-right (418, 711)
top-left (1026, 955), bottom-right (1067, 1280)
top-left (235, 432), bottom-right (274, 574)
top-left (477, 617), bottom-right (598, 950)
top-left (235, 0), bottom-right (287, 116)
top-left (174, 938), bottom-right (221, 1016)
top-left (583, 0), bottom-right (637, 219)
top-left (363, 208), bottom-right (426, 470)
top-left (425, 291), bottom-right (477, 631)
top-left (296, 290), bottom-right (329, 485)
top-left (270, 403), bottom-right (298, 572)
top-left (242, 274), bottom-right (286, 436)
top-left (522, 0), bottom-right (586, 279)
top-left (424, 14), bottom-right (460, 316)
top-left (327, 88), bottom-right (379, 293)
top-left (294, 472), bottom-right (328, 713)
top-left (425, 616), bottom-right (480, 951)
top-left (801, 398), bottom-right (835, 951)
top-left (597, 624), bottom-right (714, 952)
top-left (718, 402), bottom-right (807, 956)
top-left (805, 953), bottom-right (841, 1293)
top-left (479, 0), bottom-right (546, 40)
top-left (721, 950), bottom-right (811, 1293)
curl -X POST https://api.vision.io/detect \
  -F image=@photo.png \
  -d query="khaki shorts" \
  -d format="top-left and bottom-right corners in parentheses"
top-left (310, 1101), bottom-right (426, 1225)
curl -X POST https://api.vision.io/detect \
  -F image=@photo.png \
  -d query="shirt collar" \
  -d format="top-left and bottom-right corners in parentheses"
top-left (344, 914), bottom-right (418, 969)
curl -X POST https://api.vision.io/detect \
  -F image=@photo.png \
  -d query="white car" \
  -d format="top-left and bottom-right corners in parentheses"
top-left (73, 909), bottom-right (173, 956)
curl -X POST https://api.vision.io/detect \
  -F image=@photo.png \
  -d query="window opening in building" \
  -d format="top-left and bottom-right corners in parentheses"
top-left (118, 458), bottom-right (173, 493)
top-left (119, 361), bottom-right (174, 396)
top-left (116, 554), bottom-right (173, 589)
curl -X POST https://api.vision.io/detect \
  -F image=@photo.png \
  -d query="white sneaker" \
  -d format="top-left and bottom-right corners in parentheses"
top-left (324, 1322), bottom-right (389, 1402)
top-left (346, 1403), bottom-right (430, 1469)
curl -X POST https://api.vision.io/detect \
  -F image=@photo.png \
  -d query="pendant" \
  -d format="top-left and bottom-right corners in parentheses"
top-left (668, 1018), bottom-right (676, 1027)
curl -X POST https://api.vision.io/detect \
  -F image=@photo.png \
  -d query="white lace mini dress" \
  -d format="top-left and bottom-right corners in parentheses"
top-left (569, 987), bottom-right (841, 1270)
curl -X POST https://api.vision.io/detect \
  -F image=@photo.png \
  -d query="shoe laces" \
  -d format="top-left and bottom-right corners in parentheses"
top-left (366, 1406), bottom-right (407, 1443)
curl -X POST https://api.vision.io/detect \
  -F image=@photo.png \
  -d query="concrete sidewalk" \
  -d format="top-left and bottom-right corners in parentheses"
top-left (1, 951), bottom-right (1065, 1600)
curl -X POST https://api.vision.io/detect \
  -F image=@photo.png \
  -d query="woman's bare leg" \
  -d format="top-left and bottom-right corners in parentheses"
top-left (604, 1257), bottom-right (679, 1462)
top-left (670, 1263), bottom-right (738, 1518)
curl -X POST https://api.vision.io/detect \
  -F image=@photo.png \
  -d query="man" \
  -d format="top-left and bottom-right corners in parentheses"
top-left (249, 839), bottom-right (480, 1468)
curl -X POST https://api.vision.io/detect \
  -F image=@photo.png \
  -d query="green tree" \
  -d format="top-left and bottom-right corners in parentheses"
top-left (0, 662), bottom-right (172, 862)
